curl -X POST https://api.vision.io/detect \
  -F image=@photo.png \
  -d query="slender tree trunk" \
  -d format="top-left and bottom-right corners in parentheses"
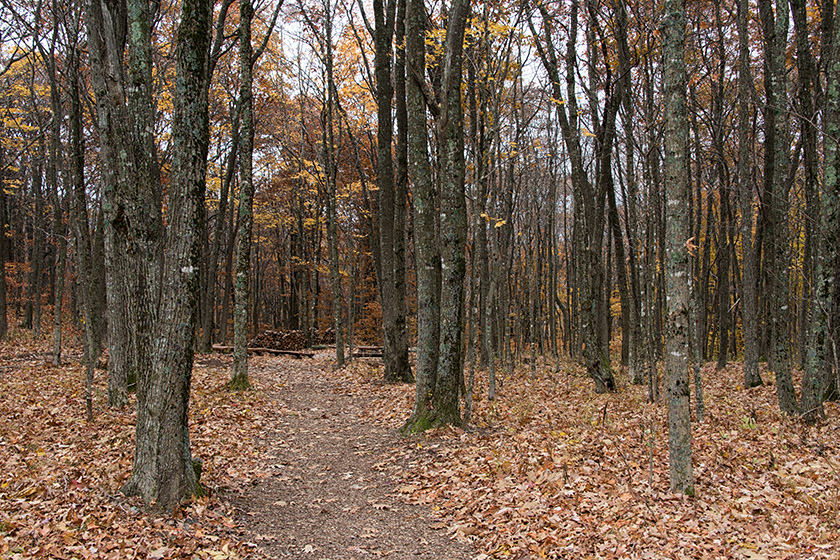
top-left (619, 0), bottom-right (644, 384)
top-left (45, 32), bottom-right (66, 365)
top-left (0, 143), bottom-right (7, 341)
top-left (68, 23), bottom-right (110, 411)
top-left (201, 107), bottom-right (239, 351)
top-left (738, 0), bottom-right (763, 388)
top-left (231, 0), bottom-right (255, 390)
top-left (663, 0), bottom-right (694, 496)
top-left (327, 38), bottom-right (345, 364)
top-left (392, 0), bottom-right (411, 382)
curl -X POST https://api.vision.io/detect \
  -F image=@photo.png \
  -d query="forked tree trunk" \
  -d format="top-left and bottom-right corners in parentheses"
top-left (87, 0), bottom-right (212, 509)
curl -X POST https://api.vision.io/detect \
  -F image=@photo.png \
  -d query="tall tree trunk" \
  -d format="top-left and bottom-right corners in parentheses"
top-left (201, 106), bottom-right (239, 351)
top-left (323, 0), bottom-right (344, 367)
top-left (802, 0), bottom-right (840, 422)
top-left (738, 0), bottom-right (763, 388)
top-left (713, 0), bottom-right (730, 373)
top-left (44, 24), bottom-right (66, 365)
top-left (120, 0), bottom-right (212, 508)
top-left (430, 0), bottom-right (470, 428)
top-left (231, 0), bottom-right (255, 390)
top-left (68, 21), bottom-right (109, 412)
top-left (87, 0), bottom-right (212, 509)
top-left (663, 0), bottom-right (694, 496)
top-left (759, 0), bottom-right (798, 414)
top-left (373, 0), bottom-right (411, 382)
top-left (403, 0), bottom-right (441, 432)
top-left (391, 0), bottom-right (411, 382)
top-left (0, 142), bottom-right (7, 341)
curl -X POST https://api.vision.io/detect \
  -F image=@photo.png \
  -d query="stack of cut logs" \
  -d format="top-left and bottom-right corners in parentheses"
top-left (313, 328), bottom-right (335, 346)
top-left (249, 330), bottom-right (307, 351)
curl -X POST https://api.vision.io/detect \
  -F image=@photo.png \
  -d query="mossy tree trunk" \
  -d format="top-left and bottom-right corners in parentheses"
top-left (87, 0), bottom-right (213, 509)
top-left (403, 0), bottom-right (440, 432)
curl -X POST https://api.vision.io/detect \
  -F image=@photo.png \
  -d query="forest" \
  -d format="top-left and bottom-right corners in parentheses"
top-left (1, 0), bottom-right (839, 557)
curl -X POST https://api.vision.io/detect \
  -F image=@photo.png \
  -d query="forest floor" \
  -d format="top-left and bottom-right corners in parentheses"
top-left (1, 328), bottom-right (840, 559)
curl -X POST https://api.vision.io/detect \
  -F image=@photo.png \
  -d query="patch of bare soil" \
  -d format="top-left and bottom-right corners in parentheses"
top-left (229, 353), bottom-right (473, 560)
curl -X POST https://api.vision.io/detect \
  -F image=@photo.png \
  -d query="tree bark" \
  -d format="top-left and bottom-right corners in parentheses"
top-left (433, 0), bottom-right (470, 428)
top-left (403, 0), bottom-right (440, 432)
top-left (737, 0), bottom-right (763, 389)
top-left (44, 17), bottom-right (66, 366)
top-left (87, 0), bottom-right (212, 509)
top-left (372, 0), bottom-right (411, 382)
top-left (663, 0), bottom-right (694, 496)
top-left (231, 0), bottom-right (255, 389)
top-left (324, 2), bottom-right (345, 368)
top-left (758, 0), bottom-right (798, 415)
top-left (802, 0), bottom-right (840, 422)
top-left (0, 142), bottom-right (7, 341)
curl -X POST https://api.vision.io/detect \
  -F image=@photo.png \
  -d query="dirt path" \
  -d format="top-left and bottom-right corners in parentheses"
top-left (229, 354), bottom-right (474, 560)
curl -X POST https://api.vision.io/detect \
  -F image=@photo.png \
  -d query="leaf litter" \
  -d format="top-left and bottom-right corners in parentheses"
top-left (342, 359), bottom-right (840, 560)
top-left (2, 332), bottom-right (839, 560)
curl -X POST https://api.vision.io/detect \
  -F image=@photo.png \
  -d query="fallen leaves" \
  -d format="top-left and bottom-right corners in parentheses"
top-left (0, 337), bottom-right (283, 560)
top-left (341, 359), bottom-right (840, 559)
top-left (4, 333), bottom-right (840, 560)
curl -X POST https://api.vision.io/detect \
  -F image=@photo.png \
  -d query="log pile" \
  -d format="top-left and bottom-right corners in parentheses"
top-left (313, 328), bottom-right (335, 346)
top-left (249, 330), bottom-right (307, 351)
top-left (246, 328), bottom-right (335, 351)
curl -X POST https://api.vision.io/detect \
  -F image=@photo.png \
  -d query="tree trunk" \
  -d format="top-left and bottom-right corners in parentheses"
top-left (201, 106), bottom-right (239, 352)
top-left (0, 143), bottom-right (7, 341)
top-left (737, 0), bottom-right (763, 388)
top-left (663, 0), bottom-right (694, 496)
top-left (45, 23), bottom-right (66, 366)
top-left (403, 0), bottom-right (440, 432)
top-left (231, 0), bottom-right (255, 390)
top-left (802, 0), bottom-right (840, 422)
top-left (759, 0), bottom-right (798, 415)
top-left (430, 0), bottom-right (469, 428)
top-left (372, 0), bottom-right (411, 382)
top-left (325, 47), bottom-right (344, 368)
top-left (88, 0), bottom-right (212, 509)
